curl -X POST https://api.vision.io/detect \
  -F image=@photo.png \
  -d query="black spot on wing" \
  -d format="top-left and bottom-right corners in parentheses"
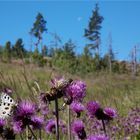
top-left (5, 107), bottom-right (9, 110)
top-left (2, 111), bottom-right (6, 114)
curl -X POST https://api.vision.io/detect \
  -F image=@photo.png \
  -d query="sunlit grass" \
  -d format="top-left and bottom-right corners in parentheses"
top-left (0, 62), bottom-right (140, 115)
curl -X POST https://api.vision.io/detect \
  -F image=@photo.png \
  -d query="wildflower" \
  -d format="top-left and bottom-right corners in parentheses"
top-left (51, 76), bottom-right (67, 89)
top-left (59, 120), bottom-right (67, 134)
top-left (16, 100), bottom-right (36, 117)
top-left (103, 107), bottom-right (117, 119)
top-left (12, 121), bottom-right (23, 134)
top-left (87, 134), bottom-right (109, 140)
top-left (70, 101), bottom-right (85, 117)
top-left (38, 92), bottom-right (47, 104)
top-left (0, 119), bottom-right (5, 127)
top-left (45, 119), bottom-right (56, 134)
top-left (45, 119), bottom-right (66, 134)
top-left (0, 119), bottom-right (5, 133)
top-left (71, 120), bottom-right (86, 139)
top-left (40, 104), bottom-right (49, 115)
top-left (65, 80), bottom-right (86, 101)
top-left (87, 101), bottom-right (100, 118)
top-left (31, 116), bottom-right (44, 129)
top-left (3, 128), bottom-right (15, 140)
top-left (3, 87), bottom-right (12, 95)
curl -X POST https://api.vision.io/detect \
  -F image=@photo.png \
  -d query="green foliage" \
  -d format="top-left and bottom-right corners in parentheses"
top-left (30, 12), bottom-right (47, 51)
top-left (136, 129), bottom-right (140, 140)
top-left (31, 13), bottom-right (47, 38)
top-left (32, 47), bottom-right (46, 67)
top-left (84, 3), bottom-right (104, 54)
top-left (42, 45), bottom-right (48, 57)
top-left (0, 7), bottom-right (133, 75)
top-left (52, 39), bottom-right (78, 73)
top-left (12, 38), bottom-right (26, 58)
top-left (3, 41), bottom-right (11, 62)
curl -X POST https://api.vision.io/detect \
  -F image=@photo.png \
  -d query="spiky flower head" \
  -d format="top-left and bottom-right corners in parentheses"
top-left (31, 116), bottom-right (44, 129)
top-left (16, 100), bottom-right (36, 117)
top-left (103, 107), bottom-right (117, 119)
top-left (71, 120), bottom-right (86, 139)
top-left (70, 101), bottom-right (85, 117)
top-left (45, 119), bottom-right (66, 134)
top-left (38, 92), bottom-right (47, 104)
top-left (12, 121), bottom-right (23, 134)
top-left (87, 134), bottom-right (109, 140)
top-left (0, 119), bottom-right (5, 127)
top-left (45, 119), bottom-right (56, 134)
top-left (0, 119), bottom-right (6, 133)
top-left (40, 104), bottom-right (49, 115)
top-left (51, 76), bottom-right (66, 89)
top-left (65, 80), bottom-right (86, 101)
top-left (3, 87), bottom-right (13, 95)
top-left (87, 101), bottom-right (100, 118)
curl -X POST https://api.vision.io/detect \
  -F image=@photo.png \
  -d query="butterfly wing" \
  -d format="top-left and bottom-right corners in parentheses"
top-left (0, 93), bottom-right (16, 119)
top-left (0, 102), bottom-right (12, 118)
top-left (1, 92), bottom-right (15, 105)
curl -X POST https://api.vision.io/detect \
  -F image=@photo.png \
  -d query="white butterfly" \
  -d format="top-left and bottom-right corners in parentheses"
top-left (0, 92), bottom-right (16, 119)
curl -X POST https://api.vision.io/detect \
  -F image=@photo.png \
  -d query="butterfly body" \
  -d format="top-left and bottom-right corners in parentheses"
top-left (0, 93), bottom-right (16, 119)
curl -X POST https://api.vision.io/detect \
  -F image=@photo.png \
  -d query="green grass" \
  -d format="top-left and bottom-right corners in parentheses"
top-left (0, 62), bottom-right (140, 115)
top-left (1, 62), bottom-right (140, 139)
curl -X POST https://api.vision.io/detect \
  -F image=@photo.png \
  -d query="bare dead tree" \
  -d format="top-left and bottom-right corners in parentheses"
top-left (108, 32), bottom-right (113, 73)
top-left (131, 45), bottom-right (137, 76)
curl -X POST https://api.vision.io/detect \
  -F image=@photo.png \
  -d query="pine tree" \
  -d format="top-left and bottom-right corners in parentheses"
top-left (30, 12), bottom-right (47, 52)
top-left (4, 41), bottom-right (11, 62)
top-left (0, 45), bottom-right (3, 60)
top-left (13, 38), bottom-right (26, 58)
top-left (84, 3), bottom-right (104, 56)
top-left (42, 45), bottom-right (48, 57)
top-left (108, 33), bottom-right (114, 73)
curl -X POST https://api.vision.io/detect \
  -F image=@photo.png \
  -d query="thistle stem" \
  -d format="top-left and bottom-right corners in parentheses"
top-left (26, 126), bottom-right (28, 140)
top-left (20, 134), bottom-right (24, 140)
top-left (102, 119), bottom-right (107, 136)
top-left (28, 125), bottom-right (37, 140)
top-left (68, 105), bottom-right (71, 140)
top-left (39, 129), bottom-right (42, 140)
top-left (55, 97), bottom-right (60, 140)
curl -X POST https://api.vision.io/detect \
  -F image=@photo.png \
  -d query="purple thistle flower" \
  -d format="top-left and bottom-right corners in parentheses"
top-left (59, 120), bottom-right (67, 134)
top-left (71, 120), bottom-right (86, 139)
top-left (103, 107), bottom-right (117, 119)
top-left (0, 119), bottom-right (5, 127)
top-left (87, 134), bottom-right (109, 140)
top-left (3, 87), bottom-right (13, 95)
top-left (70, 101), bottom-right (85, 117)
top-left (12, 121), bottom-right (24, 134)
top-left (40, 104), bottom-right (49, 116)
top-left (51, 76), bottom-right (65, 88)
top-left (134, 118), bottom-right (140, 124)
top-left (31, 116), bottom-right (44, 129)
top-left (45, 119), bottom-right (66, 134)
top-left (87, 101), bottom-right (100, 118)
top-left (16, 100), bottom-right (36, 117)
top-left (0, 119), bottom-right (5, 133)
top-left (38, 92), bottom-right (47, 104)
top-left (45, 119), bottom-right (56, 134)
top-left (65, 80), bottom-right (86, 101)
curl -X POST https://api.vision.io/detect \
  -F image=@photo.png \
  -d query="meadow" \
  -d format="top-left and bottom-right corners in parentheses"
top-left (0, 62), bottom-right (140, 139)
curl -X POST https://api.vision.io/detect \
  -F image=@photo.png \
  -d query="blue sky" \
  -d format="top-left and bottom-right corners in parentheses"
top-left (0, 1), bottom-right (140, 60)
